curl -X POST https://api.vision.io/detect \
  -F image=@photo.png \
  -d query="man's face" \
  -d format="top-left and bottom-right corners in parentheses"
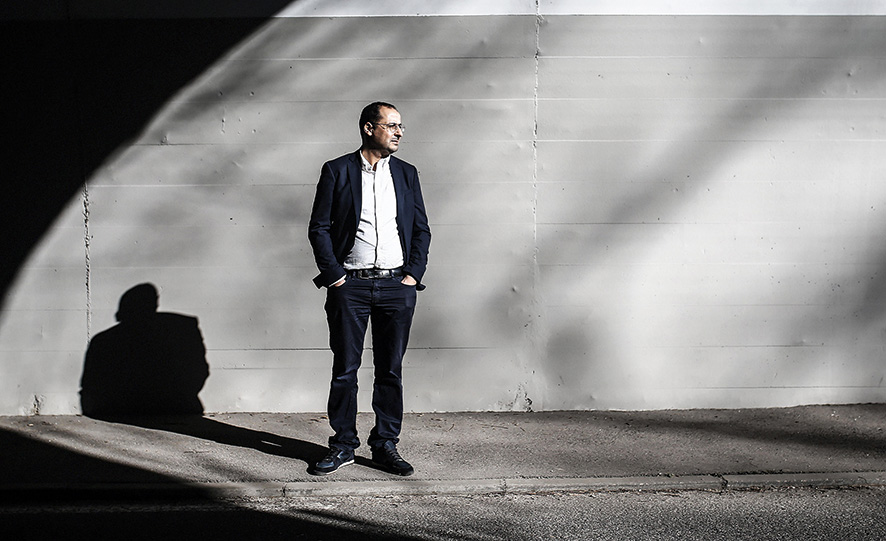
top-left (364, 107), bottom-right (402, 156)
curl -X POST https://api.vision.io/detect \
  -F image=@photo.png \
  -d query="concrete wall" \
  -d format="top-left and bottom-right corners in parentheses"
top-left (2, 2), bottom-right (886, 414)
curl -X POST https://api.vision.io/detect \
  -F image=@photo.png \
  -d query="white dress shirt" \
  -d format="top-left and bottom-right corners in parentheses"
top-left (343, 152), bottom-right (404, 271)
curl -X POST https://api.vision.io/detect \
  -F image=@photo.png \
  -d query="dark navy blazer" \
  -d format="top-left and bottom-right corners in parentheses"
top-left (308, 151), bottom-right (431, 290)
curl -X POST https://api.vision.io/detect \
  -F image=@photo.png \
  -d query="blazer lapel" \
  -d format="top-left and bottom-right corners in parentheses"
top-left (348, 151), bottom-right (362, 222)
top-left (390, 157), bottom-right (409, 250)
top-left (390, 157), bottom-right (407, 224)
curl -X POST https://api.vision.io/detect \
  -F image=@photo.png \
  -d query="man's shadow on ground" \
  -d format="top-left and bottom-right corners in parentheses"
top-left (79, 283), bottom-right (366, 472)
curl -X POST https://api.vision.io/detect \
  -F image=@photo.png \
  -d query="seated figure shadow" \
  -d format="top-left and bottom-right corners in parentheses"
top-left (80, 283), bottom-right (331, 470)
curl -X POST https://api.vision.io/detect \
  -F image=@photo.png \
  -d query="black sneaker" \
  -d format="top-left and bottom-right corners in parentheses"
top-left (371, 441), bottom-right (414, 476)
top-left (310, 447), bottom-right (355, 476)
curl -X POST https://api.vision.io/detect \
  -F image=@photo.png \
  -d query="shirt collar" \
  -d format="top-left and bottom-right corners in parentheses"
top-left (359, 151), bottom-right (390, 174)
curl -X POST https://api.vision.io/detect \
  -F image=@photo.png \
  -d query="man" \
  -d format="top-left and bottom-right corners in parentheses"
top-left (307, 102), bottom-right (431, 476)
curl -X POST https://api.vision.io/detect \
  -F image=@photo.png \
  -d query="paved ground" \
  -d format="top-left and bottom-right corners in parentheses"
top-left (1, 404), bottom-right (884, 500)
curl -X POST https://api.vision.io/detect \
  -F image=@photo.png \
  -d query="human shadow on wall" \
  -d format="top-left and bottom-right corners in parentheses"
top-left (80, 283), bottom-right (330, 469)
top-left (81, 283), bottom-right (209, 416)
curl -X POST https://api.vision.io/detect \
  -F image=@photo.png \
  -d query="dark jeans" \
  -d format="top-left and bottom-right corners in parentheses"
top-left (324, 275), bottom-right (417, 451)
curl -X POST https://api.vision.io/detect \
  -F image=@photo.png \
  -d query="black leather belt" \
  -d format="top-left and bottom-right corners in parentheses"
top-left (348, 268), bottom-right (404, 280)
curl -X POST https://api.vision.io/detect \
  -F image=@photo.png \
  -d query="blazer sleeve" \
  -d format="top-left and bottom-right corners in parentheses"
top-left (308, 160), bottom-right (347, 288)
top-left (402, 165), bottom-right (431, 290)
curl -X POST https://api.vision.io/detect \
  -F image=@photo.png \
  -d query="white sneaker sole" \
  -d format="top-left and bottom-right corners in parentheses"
top-left (310, 457), bottom-right (354, 476)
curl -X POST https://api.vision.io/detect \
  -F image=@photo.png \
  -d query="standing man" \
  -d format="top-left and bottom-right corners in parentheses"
top-left (308, 102), bottom-right (431, 476)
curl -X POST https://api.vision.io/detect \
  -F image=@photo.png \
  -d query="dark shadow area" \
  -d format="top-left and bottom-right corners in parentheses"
top-left (105, 413), bottom-right (339, 470)
top-left (0, 6), bottom-right (292, 304)
top-left (0, 425), bottom-right (203, 501)
top-left (0, 427), bottom-right (418, 540)
top-left (79, 283), bottom-right (378, 472)
top-left (92, 412), bottom-right (385, 474)
top-left (108, 415), bottom-right (383, 474)
top-left (81, 283), bottom-right (209, 416)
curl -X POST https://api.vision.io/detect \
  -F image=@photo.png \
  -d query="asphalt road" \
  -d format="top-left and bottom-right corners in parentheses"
top-left (3, 486), bottom-right (885, 540)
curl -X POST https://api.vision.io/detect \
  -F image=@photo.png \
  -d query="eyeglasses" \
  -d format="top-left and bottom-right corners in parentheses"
top-left (372, 122), bottom-right (405, 134)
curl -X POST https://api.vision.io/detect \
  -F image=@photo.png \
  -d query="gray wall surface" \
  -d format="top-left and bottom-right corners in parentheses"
top-left (2, 3), bottom-right (886, 414)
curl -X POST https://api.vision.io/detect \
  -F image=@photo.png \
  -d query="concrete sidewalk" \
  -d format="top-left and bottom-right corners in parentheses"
top-left (1, 404), bottom-right (885, 500)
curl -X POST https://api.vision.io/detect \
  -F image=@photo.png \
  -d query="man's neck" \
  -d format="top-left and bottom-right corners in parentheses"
top-left (360, 148), bottom-right (390, 170)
